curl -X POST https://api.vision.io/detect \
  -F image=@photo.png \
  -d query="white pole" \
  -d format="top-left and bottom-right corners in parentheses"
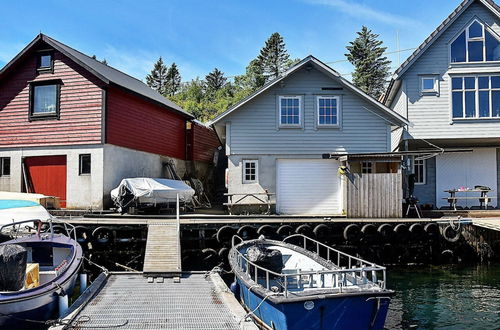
top-left (58, 294), bottom-right (69, 318)
top-left (79, 273), bottom-right (87, 294)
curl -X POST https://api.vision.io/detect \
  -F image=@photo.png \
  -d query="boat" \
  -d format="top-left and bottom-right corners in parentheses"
top-left (0, 199), bottom-right (51, 228)
top-left (0, 219), bottom-right (83, 329)
top-left (229, 234), bottom-right (394, 330)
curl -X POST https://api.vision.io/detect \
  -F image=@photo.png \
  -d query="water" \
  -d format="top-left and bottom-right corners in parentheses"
top-left (385, 263), bottom-right (500, 329)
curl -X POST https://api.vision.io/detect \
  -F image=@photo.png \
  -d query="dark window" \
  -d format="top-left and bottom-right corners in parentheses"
top-left (451, 31), bottom-right (466, 62)
top-left (0, 158), bottom-right (10, 176)
top-left (29, 81), bottom-right (61, 120)
top-left (451, 20), bottom-right (500, 63)
top-left (79, 154), bottom-right (91, 175)
top-left (452, 75), bottom-right (500, 118)
top-left (37, 52), bottom-right (53, 71)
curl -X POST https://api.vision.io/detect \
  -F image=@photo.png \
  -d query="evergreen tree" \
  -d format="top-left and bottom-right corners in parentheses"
top-left (205, 68), bottom-right (227, 92)
top-left (345, 26), bottom-right (391, 99)
top-left (258, 32), bottom-right (290, 81)
top-left (234, 58), bottom-right (266, 91)
top-left (165, 62), bottom-right (181, 96)
top-left (146, 57), bottom-right (168, 95)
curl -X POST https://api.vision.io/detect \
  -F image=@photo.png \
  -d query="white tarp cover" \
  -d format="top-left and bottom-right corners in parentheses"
top-left (111, 178), bottom-right (195, 206)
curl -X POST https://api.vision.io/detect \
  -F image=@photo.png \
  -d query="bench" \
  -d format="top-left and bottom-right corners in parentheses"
top-left (442, 194), bottom-right (496, 210)
top-left (224, 192), bottom-right (275, 215)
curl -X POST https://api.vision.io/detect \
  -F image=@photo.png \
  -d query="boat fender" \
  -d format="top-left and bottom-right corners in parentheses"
top-left (216, 226), bottom-right (236, 244)
top-left (440, 249), bottom-right (454, 263)
top-left (424, 223), bottom-right (440, 238)
top-left (276, 225), bottom-right (294, 238)
top-left (74, 226), bottom-right (91, 244)
top-left (237, 225), bottom-right (257, 240)
top-left (361, 224), bottom-right (378, 243)
top-left (343, 224), bottom-right (360, 242)
top-left (295, 224), bottom-right (313, 237)
top-left (230, 281), bottom-right (240, 300)
top-left (394, 224), bottom-right (409, 242)
top-left (409, 223), bottom-right (426, 241)
top-left (313, 224), bottom-right (331, 242)
top-left (257, 225), bottom-right (275, 239)
top-left (92, 227), bottom-right (114, 245)
top-left (377, 224), bottom-right (394, 241)
top-left (201, 248), bottom-right (219, 262)
top-left (442, 225), bottom-right (461, 243)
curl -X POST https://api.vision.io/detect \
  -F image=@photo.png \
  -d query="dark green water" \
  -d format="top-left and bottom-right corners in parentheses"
top-left (385, 263), bottom-right (500, 329)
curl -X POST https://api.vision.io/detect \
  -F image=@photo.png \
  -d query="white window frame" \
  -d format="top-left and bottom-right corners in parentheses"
top-left (361, 161), bottom-right (373, 174)
top-left (451, 75), bottom-right (500, 119)
top-left (0, 157), bottom-right (10, 177)
top-left (242, 160), bottom-right (258, 184)
top-left (449, 19), bottom-right (500, 64)
top-left (316, 95), bottom-right (341, 127)
top-left (278, 95), bottom-right (302, 128)
top-left (420, 76), bottom-right (438, 94)
top-left (413, 157), bottom-right (426, 185)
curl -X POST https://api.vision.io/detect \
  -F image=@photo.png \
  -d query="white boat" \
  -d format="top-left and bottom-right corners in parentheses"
top-left (0, 200), bottom-right (51, 228)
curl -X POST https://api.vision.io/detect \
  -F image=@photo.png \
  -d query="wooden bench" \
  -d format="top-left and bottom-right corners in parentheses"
top-left (224, 192), bottom-right (275, 215)
top-left (442, 195), bottom-right (496, 210)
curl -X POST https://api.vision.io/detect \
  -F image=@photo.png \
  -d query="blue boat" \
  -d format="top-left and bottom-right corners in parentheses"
top-left (0, 219), bottom-right (83, 329)
top-left (229, 234), bottom-right (393, 330)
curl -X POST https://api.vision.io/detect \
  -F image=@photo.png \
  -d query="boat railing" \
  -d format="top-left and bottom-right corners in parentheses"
top-left (1, 218), bottom-right (78, 247)
top-left (232, 234), bottom-right (387, 298)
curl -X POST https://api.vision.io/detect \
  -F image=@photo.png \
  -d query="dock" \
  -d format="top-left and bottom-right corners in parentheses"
top-left (472, 218), bottom-right (500, 231)
top-left (143, 220), bottom-right (181, 276)
top-left (51, 272), bottom-right (258, 330)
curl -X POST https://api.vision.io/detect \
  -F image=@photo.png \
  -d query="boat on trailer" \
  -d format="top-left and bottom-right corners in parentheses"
top-left (229, 234), bottom-right (393, 330)
top-left (0, 219), bottom-right (83, 329)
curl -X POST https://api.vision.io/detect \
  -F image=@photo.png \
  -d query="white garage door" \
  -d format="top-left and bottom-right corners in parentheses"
top-left (436, 148), bottom-right (497, 208)
top-left (277, 159), bottom-right (341, 215)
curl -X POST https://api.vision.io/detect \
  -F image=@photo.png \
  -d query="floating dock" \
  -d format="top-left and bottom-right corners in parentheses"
top-left (51, 272), bottom-right (258, 330)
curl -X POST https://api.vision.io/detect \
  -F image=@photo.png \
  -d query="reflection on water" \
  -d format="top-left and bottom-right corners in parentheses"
top-left (385, 263), bottom-right (500, 329)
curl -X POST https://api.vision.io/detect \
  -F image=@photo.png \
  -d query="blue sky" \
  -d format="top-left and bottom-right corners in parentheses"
top-left (0, 0), bottom-right (460, 82)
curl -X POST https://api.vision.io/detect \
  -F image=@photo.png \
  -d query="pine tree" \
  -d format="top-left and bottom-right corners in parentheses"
top-left (345, 26), bottom-right (391, 99)
top-left (258, 32), bottom-right (290, 81)
top-left (234, 58), bottom-right (266, 91)
top-left (165, 62), bottom-right (181, 96)
top-left (205, 68), bottom-right (227, 92)
top-left (146, 57), bottom-right (168, 95)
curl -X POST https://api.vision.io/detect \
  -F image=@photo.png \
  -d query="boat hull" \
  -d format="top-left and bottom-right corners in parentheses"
top-left (237, 277), bottom-right (391, 330)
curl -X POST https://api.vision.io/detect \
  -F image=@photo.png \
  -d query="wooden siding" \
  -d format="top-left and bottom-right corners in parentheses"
top-left (192, 122), bottom-right (220, 162)
top-left (413, 157), bottom-right (437, 206)
top-left (0, 50), bottom-right (103, 147)
top-left (106, 87), bottom-right (186, 159)
top-left (223, 67), bottom-right (391, 155)
top-left (398, 1), bottom-right (500, 140)
top-left (346, 173), bottom-right (403, 218)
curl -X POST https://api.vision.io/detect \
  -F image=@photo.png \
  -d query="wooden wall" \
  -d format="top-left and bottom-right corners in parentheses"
top-left (346, 173), bottom-right (403, 218)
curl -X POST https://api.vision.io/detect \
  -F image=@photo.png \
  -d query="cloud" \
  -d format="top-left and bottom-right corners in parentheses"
top-left (302, 0), bottom-right (421, 27)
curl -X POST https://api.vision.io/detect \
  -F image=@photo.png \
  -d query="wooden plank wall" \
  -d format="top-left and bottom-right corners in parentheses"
top-left (346, 173), bottom-right (402, 218)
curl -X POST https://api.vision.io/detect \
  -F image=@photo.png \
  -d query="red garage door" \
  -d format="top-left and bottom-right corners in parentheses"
top-left (24, 156), bottom-right (67, 208)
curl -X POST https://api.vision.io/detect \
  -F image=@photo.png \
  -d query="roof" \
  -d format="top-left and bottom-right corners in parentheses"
top-left (383, 0), bottom-right (500, 104)
top-left (209, 55), bottom-right (409, 127)
top-left (0, 34), bottom-right (193, 119)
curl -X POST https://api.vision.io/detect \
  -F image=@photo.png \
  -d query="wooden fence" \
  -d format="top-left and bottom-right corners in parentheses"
top-left (346, 173), bottom-right (402, 218)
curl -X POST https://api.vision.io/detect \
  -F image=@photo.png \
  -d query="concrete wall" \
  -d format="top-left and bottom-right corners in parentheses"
top-left (0, 145), bottom-right (104, 209)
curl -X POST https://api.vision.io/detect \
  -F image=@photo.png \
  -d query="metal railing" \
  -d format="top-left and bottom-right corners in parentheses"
top-left (232, 234), bottom-right (387, 298)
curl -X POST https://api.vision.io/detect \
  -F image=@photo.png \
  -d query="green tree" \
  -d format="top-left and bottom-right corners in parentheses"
top-left (146, 57), bottom-right (168, 95)
top-left (258, 32), bottom-right (290, 81)
top-left (165, 62), bottom-right (181, 96)
top-left (234, 58), bottom-right (266, 92)
top-left (205, 68), bottom-right (227, 93)
top-left (345, 26), bottom-right (391, 99)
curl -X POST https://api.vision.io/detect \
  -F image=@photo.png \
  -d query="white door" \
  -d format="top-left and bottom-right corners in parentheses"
top-left (436, 148), bottom-right (497, 208)
top-left (276, 159), bottom-right (341, 215)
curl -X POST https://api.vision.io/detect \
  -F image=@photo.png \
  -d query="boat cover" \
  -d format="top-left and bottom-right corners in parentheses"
top-left (0, 244), bottom-right (27, 291)
top-left (111, 178), bottom-right (195, 207)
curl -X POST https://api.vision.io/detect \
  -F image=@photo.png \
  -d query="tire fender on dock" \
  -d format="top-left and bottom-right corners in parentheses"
top-left (313, 224), bottom-right (331, 242)
top-left (377, 224), bottom-right (394, 242)
top-left (361, 224), bottom-right (378, 244)
top-left (394, 224), bottom-right (409, 242)
top-left (295, 224), bottom-right (313, 237)
top-left (442, 225), bottom-right (461, 243)
top-left (216, 226), bottom-right (236, 244)
top-left (257, 225), bottom-right (275, 239)
top-left (276, 225), bottom-right (294, 238)
top-left (343, 224), bottom-right (360, 242)
top-left (237, 225), bottom-right (257, 240)
top-left (92, 227), bottom-right (114, 245)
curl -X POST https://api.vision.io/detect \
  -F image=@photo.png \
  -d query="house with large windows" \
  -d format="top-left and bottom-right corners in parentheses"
top-left (383, 0), bottom-right (500, 208)
top-left (211, 56), bottom-right (408, 216)
top-left (0, 34), bottom-right (220, 209)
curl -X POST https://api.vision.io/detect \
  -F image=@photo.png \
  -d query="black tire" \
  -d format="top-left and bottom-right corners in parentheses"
top-left (295, 224), bottom-right (313, 237)
top-left (313, 224), bottom-right (331, 242)
top-left (92, 227), bottom-right (114, 245)
top-left (394, 224), bottom-right (409, 243)
top-left (361, 224), bottom-right (378, 244)
top-left (343, 224), bottom-right (360, 242)
top-left (409, 223), bottom-right (426, 241)
top-left (442, 225), bottom-right (461, 243)
top-left (201, 248), bottom-right (220, 268)
top-left (424, 223), bottom-right (440, 238)
top-left (257, 225), bottom-right (276, 239)
top-left (74, 226), bottom-right (91, 244)
top-left (237, 225), bottom-right (257, 240)
top-left (216, 226), bottom-right (236, 244)
top-left (377, 224), bottom-right (394, 242)
top-left (276, 225), bottom-right (294, 238)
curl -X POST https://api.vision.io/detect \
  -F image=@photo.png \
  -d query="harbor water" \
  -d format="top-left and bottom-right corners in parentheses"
top-left (385, 263), bottom-right (500, 329)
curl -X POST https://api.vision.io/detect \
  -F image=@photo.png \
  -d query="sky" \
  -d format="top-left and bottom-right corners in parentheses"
top-left (0, 0), bottom-right (461, 82)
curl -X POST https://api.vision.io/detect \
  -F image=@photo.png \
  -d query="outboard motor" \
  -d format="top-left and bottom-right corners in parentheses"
top-left (0, 244), bottom-right (27, 291)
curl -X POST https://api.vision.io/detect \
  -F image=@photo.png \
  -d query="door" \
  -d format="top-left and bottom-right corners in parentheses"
top-left (24, 156), bottom-right (67, 208)
top-left (277, 159), bottom-right (341, 215)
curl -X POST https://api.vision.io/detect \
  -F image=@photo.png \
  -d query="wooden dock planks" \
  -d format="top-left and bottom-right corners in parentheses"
top-left (143, 221), bottom-right (181, 275)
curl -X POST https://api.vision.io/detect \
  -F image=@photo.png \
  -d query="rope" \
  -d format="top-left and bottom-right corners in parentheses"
top-left (83, 256), bottom-right (109, 274)
top-left (239, 287), bottom-right (279, 325)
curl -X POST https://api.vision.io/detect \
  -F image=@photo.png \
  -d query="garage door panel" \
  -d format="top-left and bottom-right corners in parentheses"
top-left (277, 159), bottom-right (341, 215)
top-left (24, 156), bottom-right (67, 208)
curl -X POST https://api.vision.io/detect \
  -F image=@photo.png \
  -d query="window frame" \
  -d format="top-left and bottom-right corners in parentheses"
top-left (420, 76), bottom-right (438, 94)
top-left (449, 19), bottom-right (500, 64)
top-left (450, 74), bottom-right (500, 120)
top-left (361, 161), bottom-right (373, 174)
top-left (316, 95), bottom-right (341, 127)
top-left (29, 79), bottom-right (61, 121)
top-left (278, 95), bottom-right (303, 128)
top-left (242, 159), bottom-right (258, 184)
top-left (0, 157), bottom-right (10, 177)
top-left (413, 157), bottom-right (426, 185)
top-left (79, 154), bottom-right (91, 176)
top-left (37, 51), bottom-right (54, 73)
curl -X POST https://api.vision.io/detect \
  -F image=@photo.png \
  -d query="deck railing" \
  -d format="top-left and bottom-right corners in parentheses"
top-left (232, 234), bottom-right (387, 298)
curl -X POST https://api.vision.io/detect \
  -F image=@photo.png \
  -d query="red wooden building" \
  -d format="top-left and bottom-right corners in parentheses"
top-left (0, 34), bottom-right (220, 208)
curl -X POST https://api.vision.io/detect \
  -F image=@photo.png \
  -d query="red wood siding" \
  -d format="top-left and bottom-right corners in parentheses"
top-left (106, 87), bottom-right (186, 159)
top-left (24, 156), bottom-right (67, 207)
top-left (0, 50), bottom-right (103, 147)
top-left (192, 122), bottom-right (221, 162)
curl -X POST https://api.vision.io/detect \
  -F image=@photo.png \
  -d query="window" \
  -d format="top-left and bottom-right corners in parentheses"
top-left (79, 154), bottom-right (91, 175)
top-left (451, 75), bottom-right (500, 119)
top-left (450, 20), bottom-right (500, 63)
top-left (361, 161), bottom-right (373, 174)
top-left (421, 77), bottom-right (437, 93)
top-left (317, 96), bottom-right (340, 126)
top-left (0, 158), bottom-right (10, 176)
top-left (279, 96), bottom-right (301, 127)
top-left (413, 157), bottom-right (425, 184)
top-left (29, 81), bottom-right (60, 120)
top-left (242, 160), bottom-right (258, 183)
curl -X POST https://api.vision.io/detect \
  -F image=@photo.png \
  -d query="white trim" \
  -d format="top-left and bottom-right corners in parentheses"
top-left (420, 76), bottom-right (438, 94)
top-left (450, 74), bottom-right (500, 120)
top-left (278, 95), bottom-right (303, 128)
top-left (225, 122), bottom-right (231, 155)
top-left (242, 159), bottom-right (258, 184)
top-left (413, 157), bottom-right (426, 185)
top-left (316, 95), bottom-right (341, 127)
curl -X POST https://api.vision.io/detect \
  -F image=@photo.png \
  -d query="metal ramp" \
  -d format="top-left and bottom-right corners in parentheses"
top-left (143, 220), bottom-right (181, 276)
